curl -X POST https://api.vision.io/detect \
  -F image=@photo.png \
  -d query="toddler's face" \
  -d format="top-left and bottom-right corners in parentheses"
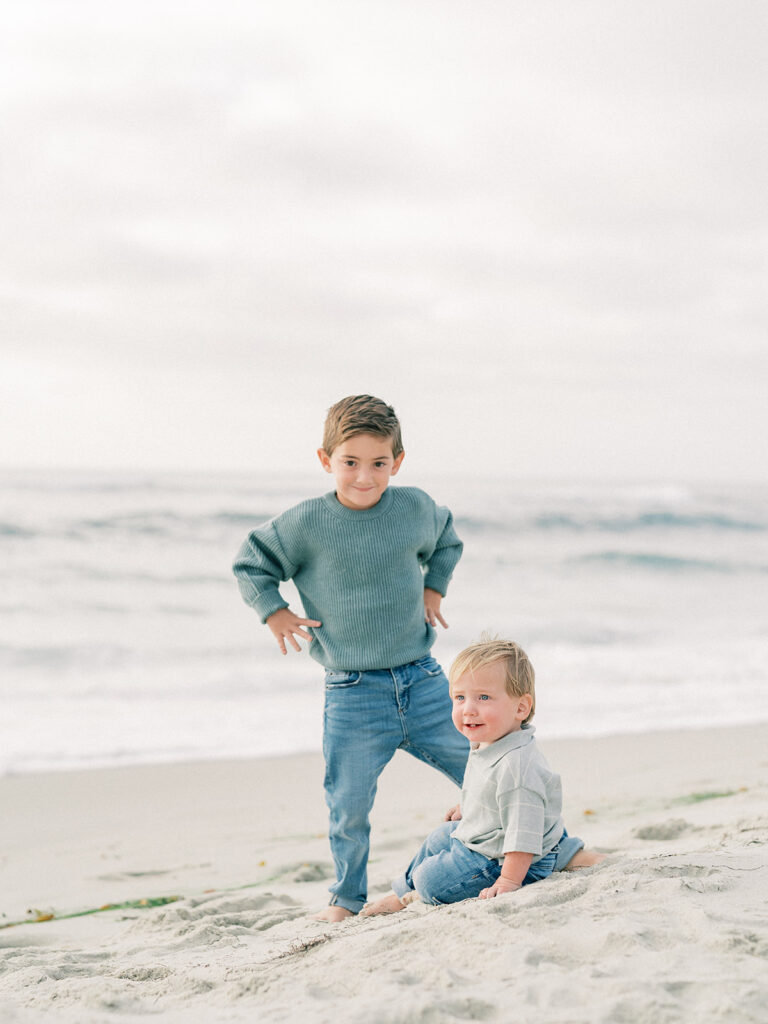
top-left (317, 433), bottom-right (404, 510)
top-left (451, 661), bottom-right (531, 746)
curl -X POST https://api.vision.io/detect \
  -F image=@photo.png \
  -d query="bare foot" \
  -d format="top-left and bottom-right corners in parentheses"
top-left (563, 848), bottom-right (606, 870)
top-left (311, 905), bottom-right (355, 922)
top-left (360, 891), bottom-right (407, 917)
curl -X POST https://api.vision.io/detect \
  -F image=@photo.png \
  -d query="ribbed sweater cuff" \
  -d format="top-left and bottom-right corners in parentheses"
top-left (252, 593), bottom-right (290, 624)
top-left (423, 573), bottom-right (451, 597)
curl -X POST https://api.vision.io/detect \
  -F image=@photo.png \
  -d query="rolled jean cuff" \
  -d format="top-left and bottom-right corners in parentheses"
top-left (391, 873), bottom-right (413, 901)
top-left (553, 829), bottom-right (585, 872)
top-left (329, 894), bottom-right (364, 914)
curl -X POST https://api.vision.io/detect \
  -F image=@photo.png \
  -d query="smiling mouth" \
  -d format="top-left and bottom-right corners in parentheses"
top-left (463, 723), bottom-right (484, 729)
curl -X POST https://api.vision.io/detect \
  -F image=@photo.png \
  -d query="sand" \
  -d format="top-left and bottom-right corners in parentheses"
top-left (1, 723), bottom-right (767, 1023)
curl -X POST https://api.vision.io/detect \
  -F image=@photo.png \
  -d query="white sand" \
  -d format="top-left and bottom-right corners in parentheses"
top-left (1, 723), bottom-right (767, 1023)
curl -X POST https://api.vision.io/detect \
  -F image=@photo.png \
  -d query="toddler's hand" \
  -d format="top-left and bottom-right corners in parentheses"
top-left (444, 804), bottom-right (462, 821)
top-left (424, 588), bottom-right (448, 629)
top-left (266, 608), bottom-right (321, 655)
top-left (479, 877), bottom-right (522, 900)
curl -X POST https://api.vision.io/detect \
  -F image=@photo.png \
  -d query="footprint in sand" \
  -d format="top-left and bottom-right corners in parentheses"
top-left (96, 869), bottom-right (173, 881)
top-left (116, 965), bottom-right (173, 982)
top-left (127, 891), bottom-right (308, 944)
top-left (633, 819), bottom-right (692, 841)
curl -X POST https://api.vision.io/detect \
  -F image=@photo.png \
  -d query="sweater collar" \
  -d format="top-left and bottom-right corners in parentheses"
top-left (321, 486), bottom-right (395, 520)
top-left (470, 724), bottom-right (536, 766)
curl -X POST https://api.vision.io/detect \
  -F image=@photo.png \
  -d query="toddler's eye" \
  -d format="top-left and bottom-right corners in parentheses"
top-left (479, 694), bottom-right (489, 701)
top-left (454, 695), bottom-right (464, 702)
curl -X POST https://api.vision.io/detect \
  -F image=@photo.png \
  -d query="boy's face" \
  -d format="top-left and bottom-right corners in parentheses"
top-left (451, 661), bottom-right (532, 746)
top-left (317, 432), bottom-right (404, 511)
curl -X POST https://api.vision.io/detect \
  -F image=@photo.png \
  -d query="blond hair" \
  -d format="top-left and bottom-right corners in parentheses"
top-left (448, 636), bottom-right (536, 725)
top-left (321, 395), bottom-right (403, 458)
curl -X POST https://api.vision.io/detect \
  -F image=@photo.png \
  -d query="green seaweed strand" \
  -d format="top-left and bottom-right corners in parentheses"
top-left (0, 895), bottom-right (182, 931)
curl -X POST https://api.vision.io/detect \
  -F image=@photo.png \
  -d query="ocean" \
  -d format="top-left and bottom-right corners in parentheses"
top-left (2, 468), bottom-right (766, 774)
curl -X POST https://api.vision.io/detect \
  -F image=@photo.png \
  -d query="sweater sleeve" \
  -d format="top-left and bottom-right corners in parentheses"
top-left (232, 519), bottom-right (298, 623)
top-left (422, 506), bottom-right (463, 596)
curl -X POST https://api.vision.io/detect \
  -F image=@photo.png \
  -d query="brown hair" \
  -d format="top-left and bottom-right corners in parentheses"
top-left (321, 395), bottom-right (403, 457)
top-left (449, 636), bottom-right (536, 725)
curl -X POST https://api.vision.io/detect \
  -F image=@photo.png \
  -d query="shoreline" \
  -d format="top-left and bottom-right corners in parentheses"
top-left (1, 721), bottom-right (767, 1021)
top-left (5, 712), bottom-right (768, 780)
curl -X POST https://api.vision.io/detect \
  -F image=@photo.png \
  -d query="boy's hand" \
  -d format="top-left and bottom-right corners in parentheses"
top-left (424, 588), bottom-right (448, 629)
top-left (480, 851), bottom-right (532, 897)
top-left (444, 803), bottom-right (462, 821)
top-left (266, 608), bottom-right (321, 655)
top-left (479, 876), bottom-right (522, 900)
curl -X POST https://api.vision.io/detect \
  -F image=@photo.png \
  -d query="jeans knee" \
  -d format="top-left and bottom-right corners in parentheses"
top-left (424, 821), bottom-right (455, 854)
top-left (330, 813), bottom-right (369, 840)
top-left (412, 861), bottom-right (444, 906)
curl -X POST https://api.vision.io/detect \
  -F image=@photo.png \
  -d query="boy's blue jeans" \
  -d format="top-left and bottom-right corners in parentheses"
top-left (392, 820), bottom-right (580, 906)
top-left (323, 655), bottom-right (469, 914)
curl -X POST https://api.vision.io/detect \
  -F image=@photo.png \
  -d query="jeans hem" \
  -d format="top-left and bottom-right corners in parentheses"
top-left (553, 830), bottom-right (585, 872)
top-left (391, 873), bottom-right (412, 900)
top-left (329, 894), bottom-right (364, 914)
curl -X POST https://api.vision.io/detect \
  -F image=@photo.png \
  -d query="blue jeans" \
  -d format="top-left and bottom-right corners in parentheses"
top-left (323, 656), bottom-right (470, 913)
top-left (392, 820), bottom-right (578, 905)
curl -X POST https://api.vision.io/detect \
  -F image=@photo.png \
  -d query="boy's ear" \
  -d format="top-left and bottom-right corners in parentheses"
top-left (317, 448), bottom-right (333, 473)
top-left (391, 451), bottom-right (405, 475)
top-left (516, 694), bottom-right (533, 721)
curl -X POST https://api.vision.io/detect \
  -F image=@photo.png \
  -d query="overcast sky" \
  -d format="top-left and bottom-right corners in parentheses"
top-left (1, 1), bottom-right (766, 483)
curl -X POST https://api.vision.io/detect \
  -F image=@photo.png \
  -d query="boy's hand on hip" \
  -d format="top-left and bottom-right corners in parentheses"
top-left (424, 588), bottom-right (448, 629)
top-left (266, 608), bottom-right (321, 655)
top-left (444, 803), bottom-right (462, 821)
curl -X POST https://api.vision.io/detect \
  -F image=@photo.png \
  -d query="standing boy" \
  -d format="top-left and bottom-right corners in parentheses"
top-left (233, 395), bottom-right (469, 921)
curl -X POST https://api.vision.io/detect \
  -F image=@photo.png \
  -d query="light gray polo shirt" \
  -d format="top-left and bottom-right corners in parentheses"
top-left (452, 725), bottom-right (564, 862)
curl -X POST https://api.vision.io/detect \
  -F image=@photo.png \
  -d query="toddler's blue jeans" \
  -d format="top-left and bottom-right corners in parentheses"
top-left (323, 655), bottom-right (469, 913)
top-left (391, 820), bottom-right (580, 906)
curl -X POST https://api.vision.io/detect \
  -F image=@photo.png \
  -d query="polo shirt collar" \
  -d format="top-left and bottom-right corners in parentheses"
top-left (470, 724), bottom-right (536, 766)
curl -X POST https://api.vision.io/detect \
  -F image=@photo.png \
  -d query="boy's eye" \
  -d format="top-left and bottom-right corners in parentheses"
top-left (454, 695), bottom-right (464, 702)
top-left (479, 694), bottom-right (489, 701)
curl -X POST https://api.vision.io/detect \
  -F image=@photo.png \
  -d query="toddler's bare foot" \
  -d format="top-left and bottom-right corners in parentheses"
top-left (360, 891), bottom-right (408, 917)
top-left (311, 905), bottom-right (355, 922)
top-left (564, 848), bottom-right (606, 870)
top-left (400, 890), bottom-right (422, 906)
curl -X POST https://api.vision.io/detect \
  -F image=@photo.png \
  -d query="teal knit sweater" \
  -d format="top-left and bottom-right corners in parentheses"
top-left (233, 486), bottom-right (463, 671)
